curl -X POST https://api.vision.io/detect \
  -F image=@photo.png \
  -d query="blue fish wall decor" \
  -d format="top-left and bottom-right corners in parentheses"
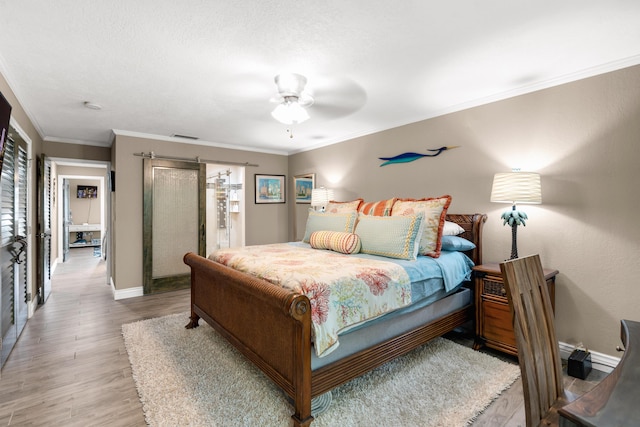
top-left (379, 146), bottom-right (459, 166)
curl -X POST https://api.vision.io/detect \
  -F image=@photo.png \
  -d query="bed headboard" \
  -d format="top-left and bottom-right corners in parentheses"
top-left (445, 213), bottom-right (487, 265)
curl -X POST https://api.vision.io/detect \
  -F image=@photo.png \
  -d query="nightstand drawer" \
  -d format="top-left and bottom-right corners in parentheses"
top-left (473, 263), bottom-right (558, 357)
top-left (482, 278), bottom-right (506, 298)
top-left (482, 300), bottom-right (516, 348)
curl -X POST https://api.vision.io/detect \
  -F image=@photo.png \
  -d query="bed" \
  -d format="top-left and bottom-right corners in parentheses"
top-left (184, 211), bottom-right (486, 426)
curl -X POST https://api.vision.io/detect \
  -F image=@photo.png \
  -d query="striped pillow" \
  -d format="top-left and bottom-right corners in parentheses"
top-left (309, 231), bottom-right (362, 254)
top-left (358, 198), bottom-right (397, 216)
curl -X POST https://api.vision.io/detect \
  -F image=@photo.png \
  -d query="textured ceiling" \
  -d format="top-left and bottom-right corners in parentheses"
top-left (1, 0), bottom-right (639, 155)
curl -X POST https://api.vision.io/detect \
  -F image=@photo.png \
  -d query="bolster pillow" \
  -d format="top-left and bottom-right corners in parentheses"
top-left (309, 231), bottom-right (361, 255)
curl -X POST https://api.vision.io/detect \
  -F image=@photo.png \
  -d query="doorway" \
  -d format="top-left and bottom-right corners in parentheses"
top-left (205, 164), bottom-right (245, 252)
top-left (54, 161), bottom-right (109, 286)
top-left (63, 177), bottom-right (104, 259)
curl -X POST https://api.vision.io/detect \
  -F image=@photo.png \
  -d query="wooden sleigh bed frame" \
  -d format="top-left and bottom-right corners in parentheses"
top-left (184, 213), bottom-right (487, 426)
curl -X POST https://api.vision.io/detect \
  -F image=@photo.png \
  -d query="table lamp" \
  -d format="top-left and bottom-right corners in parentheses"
top-left (490, 171), bottom-right (542, 259)
top-left (311, 187), bottom-right (334, 212)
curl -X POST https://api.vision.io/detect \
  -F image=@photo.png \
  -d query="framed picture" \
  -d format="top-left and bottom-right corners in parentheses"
top-left (293, 173), bottom-right (315, 204)
top-left (77, 185), bottom-right (98, 198)
top-left (255, 174), bottom-right (286, 204)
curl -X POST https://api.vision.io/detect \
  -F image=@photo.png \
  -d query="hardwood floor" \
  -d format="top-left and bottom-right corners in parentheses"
top-left (0, 248), bottom-right (604, 426)
top-left (450, 332), bottom-right (607, 427)
top-left (0, 248), bottom-right (189, 426)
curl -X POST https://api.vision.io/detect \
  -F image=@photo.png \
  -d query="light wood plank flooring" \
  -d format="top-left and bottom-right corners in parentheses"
top-left (449, 332), bottom-right (606, 426)
top-left (0, 248), bottom-right (604, 426)
top-left (0, 248), bottom-right (189, 426)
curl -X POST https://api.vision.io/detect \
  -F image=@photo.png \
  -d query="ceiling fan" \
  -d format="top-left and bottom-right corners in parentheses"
top-left (270, 73), bottom-right (314, 125)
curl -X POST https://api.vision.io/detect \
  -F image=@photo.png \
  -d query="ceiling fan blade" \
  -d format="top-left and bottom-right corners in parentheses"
top-left (308, 77), bottom-right (367, 120)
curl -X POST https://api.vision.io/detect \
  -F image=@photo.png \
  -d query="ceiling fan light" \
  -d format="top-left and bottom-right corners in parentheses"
top-left (287, 101), bottom-right (310, 123)
top-left (274, 73), bottom-right (307, 97)
top-left (271, 99), bottom-right (310, 124)
top-left (271, 104), bottom-right (290, 124)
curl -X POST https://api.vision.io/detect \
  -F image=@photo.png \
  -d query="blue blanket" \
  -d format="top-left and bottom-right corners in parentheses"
top-left (289, 242), bottom-right (474, 293)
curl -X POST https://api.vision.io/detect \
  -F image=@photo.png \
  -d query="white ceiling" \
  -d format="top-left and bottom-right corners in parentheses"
top-left (1, 1), bottom-right (639, 155)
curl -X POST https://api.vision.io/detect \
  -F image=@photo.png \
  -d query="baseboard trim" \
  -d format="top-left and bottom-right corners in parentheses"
top-left (559, 341), bottom-right (620, 374)
top-left (112, 281), bottom-right (143, 300)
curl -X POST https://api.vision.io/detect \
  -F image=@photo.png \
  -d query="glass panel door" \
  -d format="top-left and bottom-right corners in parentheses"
top-left (143, 159), bottom-right (205, 294)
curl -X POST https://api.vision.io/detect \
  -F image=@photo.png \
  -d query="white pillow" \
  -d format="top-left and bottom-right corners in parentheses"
top-left (443, 220), bottom-right (465, 236)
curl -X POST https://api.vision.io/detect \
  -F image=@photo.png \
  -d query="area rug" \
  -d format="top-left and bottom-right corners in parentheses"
top-left (122, 313), bottom-right (520, 427)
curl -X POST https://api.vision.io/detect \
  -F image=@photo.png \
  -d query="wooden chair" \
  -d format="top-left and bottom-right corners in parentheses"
top-left (500, 254), bottom-right (576, 427)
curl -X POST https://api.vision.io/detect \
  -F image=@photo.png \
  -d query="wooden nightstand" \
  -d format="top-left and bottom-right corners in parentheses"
top-left (472, 263), bottom-right (558, 356)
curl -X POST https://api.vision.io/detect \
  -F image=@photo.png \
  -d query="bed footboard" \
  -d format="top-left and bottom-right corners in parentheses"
top-left (183, 252), bottom-right (314, 427)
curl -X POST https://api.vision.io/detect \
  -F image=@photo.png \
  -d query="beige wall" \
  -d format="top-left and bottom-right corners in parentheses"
top-left (111, 134), bottom-right (288, 291)
top-left (0, 75), bottom-right (43, 153)
top-left (44, 141), bottom-right (111, 162)
top-left (68, 179), bottom-right (102, 224)
top-left (289, 64), bottom-right (640, 358)
top-left (68, 178), bottom-right (102, 246)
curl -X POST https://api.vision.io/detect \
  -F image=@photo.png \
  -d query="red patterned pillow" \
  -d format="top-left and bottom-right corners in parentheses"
top-left (391, 196), bottom-right (452, 258)
top-left (309, 231), bottom-right (362, 254)
top-left (358, 198), bottom-right (397, 216)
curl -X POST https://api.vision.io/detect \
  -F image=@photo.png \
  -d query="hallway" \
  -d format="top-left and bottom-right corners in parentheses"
top-left (0, 248), bottom-right (189, 426)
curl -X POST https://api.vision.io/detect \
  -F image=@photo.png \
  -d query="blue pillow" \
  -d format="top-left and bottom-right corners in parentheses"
top-left (440, 235), bottom-right (476, 252)
top-left (302, 210), bottom-right (358, 243)
top-left (355, 213), bottom-right (424, 260)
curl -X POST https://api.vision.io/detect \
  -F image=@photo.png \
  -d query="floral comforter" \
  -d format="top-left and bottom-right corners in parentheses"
top-left (210, 243), bottom-right (411, 357)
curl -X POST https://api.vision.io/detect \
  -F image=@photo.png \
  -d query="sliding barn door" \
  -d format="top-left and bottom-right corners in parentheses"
top-left (0, 131), bottom-right (29, 367)
top-left (143, 159), bottom-right (205, 294)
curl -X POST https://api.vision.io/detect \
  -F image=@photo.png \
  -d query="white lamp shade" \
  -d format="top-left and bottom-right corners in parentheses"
top-left (490, 172), bottom-right (542, 204)
top-left (271, 101), bottom-right (310, 125)
top-left (311, 188), bottom-right (334, 207)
